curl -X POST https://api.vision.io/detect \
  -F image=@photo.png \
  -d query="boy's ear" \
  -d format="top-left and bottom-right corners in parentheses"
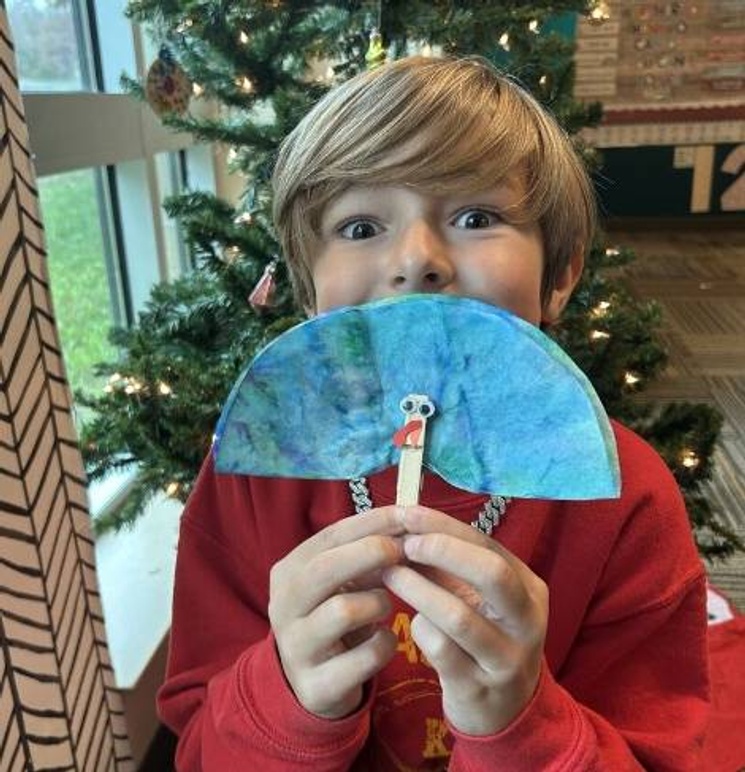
top-left (542, 248), bottom-right (584, 325)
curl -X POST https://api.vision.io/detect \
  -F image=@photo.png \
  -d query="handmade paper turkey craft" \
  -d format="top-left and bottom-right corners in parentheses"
top-left (213, 295), bottom-right (620, 501)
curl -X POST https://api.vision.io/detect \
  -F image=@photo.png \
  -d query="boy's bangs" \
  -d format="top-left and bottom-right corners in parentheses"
top-left (348, 111), bottom-right (545, 221)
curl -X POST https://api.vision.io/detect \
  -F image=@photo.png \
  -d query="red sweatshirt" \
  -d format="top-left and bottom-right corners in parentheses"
top-left (158, 421), bottom-right (709, 771)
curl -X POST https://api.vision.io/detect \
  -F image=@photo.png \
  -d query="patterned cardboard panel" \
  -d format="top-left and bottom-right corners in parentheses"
top-left (0, 9), bottom-right (133, 771)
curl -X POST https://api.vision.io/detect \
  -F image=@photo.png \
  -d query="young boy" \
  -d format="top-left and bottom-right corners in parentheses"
top-left (158, 57), bottom-right (709, 771)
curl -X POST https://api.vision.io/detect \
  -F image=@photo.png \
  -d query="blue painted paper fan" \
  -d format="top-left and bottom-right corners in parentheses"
top-left (214, 294), bottom-right (620, 500)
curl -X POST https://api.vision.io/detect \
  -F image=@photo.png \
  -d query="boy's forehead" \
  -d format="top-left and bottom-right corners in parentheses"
top-left (320, 176), bottom-right (531, 222)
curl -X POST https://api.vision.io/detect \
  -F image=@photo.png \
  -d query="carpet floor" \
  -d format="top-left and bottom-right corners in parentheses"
top-left (609, 224), bottom-right (745, 611)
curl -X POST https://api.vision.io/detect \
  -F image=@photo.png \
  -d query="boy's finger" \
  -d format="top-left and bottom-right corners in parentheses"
top-left (308, 588), bottom-right (392, 655)
top-left (307, 535), bottom-right (404, 609)
top-left (300, 628), bottom-right (397, 717)
top-left (400, 532), bottom-right (542, 640)
top-left (273, 533), bottom-right (404, 616)
top-left (291, 504), bottom-right (405, 562)
top-left (382, 564), bottom-right (511, 668)
top-left (402, 505), bottom-right (519, 567)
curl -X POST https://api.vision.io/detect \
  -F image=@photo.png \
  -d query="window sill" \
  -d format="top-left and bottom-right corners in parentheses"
top-left (95, 490), bottom-right (183, 690)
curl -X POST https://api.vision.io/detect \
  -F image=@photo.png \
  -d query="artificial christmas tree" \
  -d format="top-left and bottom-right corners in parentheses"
top-left (78, 1), bottom-right (739, 558)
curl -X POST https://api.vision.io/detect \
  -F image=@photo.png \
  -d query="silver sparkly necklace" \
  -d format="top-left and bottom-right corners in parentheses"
top-left (348, 477), bottom-right (510, 536)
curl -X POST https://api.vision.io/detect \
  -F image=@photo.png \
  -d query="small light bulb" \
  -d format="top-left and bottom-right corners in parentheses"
top-left (529, 20), bottom-right (540, 33)
top-left (499, 33), bottom-right (510, 51)
top-left (158, 382), bottom-right (173, 396)
top-left (624, 372), bottom-right (641, 386)
top-left (588, 1), bottom-right (611, 24)
top-left (165, 482), bottom-right (180, 497)
top-left (239, 31), bottom-right (249, 45)
top-left (605, 247), bottom-right (621, 257)
top-left (125, 378), bottom-right (144, 393)
top-left (591, 300), bottom-right (611, 318)
top-left (590, 330), bottom-right (611, 341)
top-left (681, 450), bottom-right (700, 469)
top-left (234, 211), bottom-right (253, 225)
top-left (539, 75), bottom-right (548, 86)
top-left (236, 75), bottom-right (254, 93)
top-left (192, 82), bottom-right (205, 97)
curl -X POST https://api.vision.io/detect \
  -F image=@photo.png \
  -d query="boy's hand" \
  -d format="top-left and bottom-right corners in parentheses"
top-left (268, 506), bottom-right (405, 720)
top-left (382, 505), bottom-right (548, 736)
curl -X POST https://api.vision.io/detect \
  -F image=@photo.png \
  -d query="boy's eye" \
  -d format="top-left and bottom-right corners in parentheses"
top-left (452, 209), bottom-right (500, 230)
top-left (338, 219), bottom-right (381, 240)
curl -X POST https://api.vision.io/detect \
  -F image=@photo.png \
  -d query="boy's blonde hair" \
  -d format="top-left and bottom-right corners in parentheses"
top-left (272, 55), bottom-right (596, 312)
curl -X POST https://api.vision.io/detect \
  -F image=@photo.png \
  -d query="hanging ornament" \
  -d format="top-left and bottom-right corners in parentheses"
top-left (365, 28), bottom-right (387, 70)
top-left (249, 256), bottom-right (279, 311)
top-left (146, 46), bottom-right (192, 117)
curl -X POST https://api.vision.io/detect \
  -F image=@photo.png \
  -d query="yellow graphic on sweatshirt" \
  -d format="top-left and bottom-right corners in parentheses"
top-left (391, 611), bottom-right (431, 666)
top-left (422, 717), bottom-right (450, 759)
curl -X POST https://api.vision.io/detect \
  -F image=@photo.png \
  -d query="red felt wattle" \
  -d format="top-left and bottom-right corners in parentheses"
top-left (393, 419), bottom-right (423, 448)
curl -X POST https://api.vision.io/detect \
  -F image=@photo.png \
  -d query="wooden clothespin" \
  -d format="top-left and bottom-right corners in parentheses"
top-left (393, 394), bottom-right (435, 506)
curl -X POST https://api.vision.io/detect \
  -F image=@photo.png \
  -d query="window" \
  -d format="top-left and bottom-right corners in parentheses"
top-left (15, 0), bottom-right (219, 515)
top-left (157, 150), bottom-right (192, 278)
top-left (39, 167), bottom-right (124, 398)
top-left (6, 0), bottom-right (94, 92)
